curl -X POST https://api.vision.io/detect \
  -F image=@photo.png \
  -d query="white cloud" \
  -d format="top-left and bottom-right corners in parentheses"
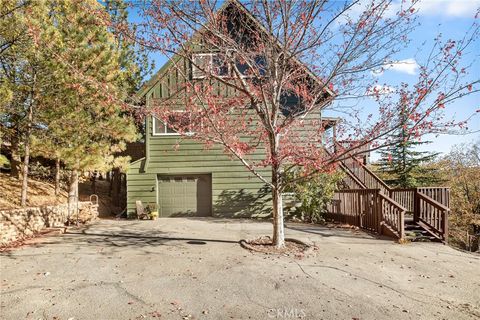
top-left (373, 58), bottom-right (420, 76)
top-left (386, 58), bottom-right (420, 75)
top-left (415, 0), bottom-right (480, 18)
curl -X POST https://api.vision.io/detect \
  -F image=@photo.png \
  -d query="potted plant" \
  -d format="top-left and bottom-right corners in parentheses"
top-left (146, 203), bottom-right (159, 220)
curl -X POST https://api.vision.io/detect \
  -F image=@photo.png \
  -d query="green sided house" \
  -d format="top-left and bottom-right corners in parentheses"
top-left (126, 1), bottom-right (336, 218)
top-left (126, 1), bottom-right (451, 245)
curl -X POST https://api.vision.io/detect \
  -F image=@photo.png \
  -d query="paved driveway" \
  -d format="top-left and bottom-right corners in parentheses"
top-left (1, 218), bottom-right (479, 320)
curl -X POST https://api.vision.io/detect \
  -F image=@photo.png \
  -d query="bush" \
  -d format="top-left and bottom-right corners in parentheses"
top-left (285, 170), bottom-right (344, 223)
top-left (0, 154), bottom-right (10, 169)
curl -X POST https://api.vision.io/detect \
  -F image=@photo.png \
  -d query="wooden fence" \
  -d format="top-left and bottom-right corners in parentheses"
top-left (327, 189), bottom-right (380, 233)
top-left (417, 187), bottom-right (450, 207)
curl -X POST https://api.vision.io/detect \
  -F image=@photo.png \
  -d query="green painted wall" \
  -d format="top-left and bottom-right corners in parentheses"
top-left (127, 115), bottom-right (272, 217)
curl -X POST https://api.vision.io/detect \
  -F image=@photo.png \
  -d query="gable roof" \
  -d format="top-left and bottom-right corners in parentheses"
top-left (136, 0), bottom-right (335, 100)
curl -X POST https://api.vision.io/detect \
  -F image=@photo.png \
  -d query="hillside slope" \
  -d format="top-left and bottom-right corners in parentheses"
top-left (0, 173), bottom-right (68, 210)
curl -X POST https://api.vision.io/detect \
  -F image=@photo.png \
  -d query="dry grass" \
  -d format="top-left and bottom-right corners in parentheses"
top-left (0, 173), bottom-right (68, 210)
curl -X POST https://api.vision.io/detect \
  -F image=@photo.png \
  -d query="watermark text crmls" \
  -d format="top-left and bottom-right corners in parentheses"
top-left (267, 308), bottom-right (306, 318)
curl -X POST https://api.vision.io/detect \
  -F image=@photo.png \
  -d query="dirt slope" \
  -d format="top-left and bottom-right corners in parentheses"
top-left (0, 173), bottom-right (68, 210)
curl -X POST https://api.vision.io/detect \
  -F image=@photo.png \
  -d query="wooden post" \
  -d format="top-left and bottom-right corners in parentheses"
top-left (55, 158), bottom-right (61, 196)
top-left (399, 210), bottom-right (405, 240)
top-left (443, 209), bottom-right (449, 244)
top-left (413, 188), bottom-right (419, 223)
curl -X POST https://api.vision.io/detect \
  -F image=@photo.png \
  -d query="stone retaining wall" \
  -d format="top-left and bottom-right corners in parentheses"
top-left (0, 202), bottom-right (98, 246)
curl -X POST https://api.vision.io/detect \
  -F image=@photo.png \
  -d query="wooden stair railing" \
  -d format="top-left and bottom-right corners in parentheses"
top-left (341, 157), bottom-right (391, 195)
top-left (334, 150), bottom-right (449, 242)
top-left (326, 189), bottom-right (406, 240)
top-left (415, 192), bottom-right (450, 243)
top-left (378, 193), bottom-right (406, 239)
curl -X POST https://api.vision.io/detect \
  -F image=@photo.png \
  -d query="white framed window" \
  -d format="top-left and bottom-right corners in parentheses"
top-left (152, 116), bottom-right (179, 136)
top-left (192, 53), bottom-right (212, 79)
top-left (152, 113), bottom-right (194, 136)
top-left (192, 53), bottom-right (229, 79)
top-left (234, 55), bottom-right (267, 78)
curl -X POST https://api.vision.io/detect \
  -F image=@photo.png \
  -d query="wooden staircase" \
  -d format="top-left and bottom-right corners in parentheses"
top-left (328, 153), bottom-right (450, 243)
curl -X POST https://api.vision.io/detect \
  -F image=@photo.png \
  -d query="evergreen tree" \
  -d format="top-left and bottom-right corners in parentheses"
top-left (377, 104), bottom-right (442, 188)
top-left (0, 0), bottom-right (57, 204)
top-left (34, 0), bottom-right (138, 212)
top-left (1, 0), bottom-right (139, 208)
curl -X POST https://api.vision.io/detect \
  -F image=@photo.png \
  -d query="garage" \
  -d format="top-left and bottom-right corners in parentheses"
top-left (157, 174), bottom-right (212, 217)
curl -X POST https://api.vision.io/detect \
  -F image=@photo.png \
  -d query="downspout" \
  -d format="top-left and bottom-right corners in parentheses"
top-left (143, 93), bottom-right (151, 173)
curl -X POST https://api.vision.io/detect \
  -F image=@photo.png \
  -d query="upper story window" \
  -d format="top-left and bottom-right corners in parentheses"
top-left (152, 113), bottom-right (194, 136)
top-left (280, 91), bottom-right (305, 117)
top-left (192, 52), bottom-right (266, 79)
top-left (235, 55), bottom-right (267, 77)
top-left (152, 116), bottom-right (178, 135)
top-left (192, 53), bottom-right (229, 79)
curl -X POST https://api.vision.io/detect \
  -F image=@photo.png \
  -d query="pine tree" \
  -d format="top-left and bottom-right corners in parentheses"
top-left (34, 0), bottom-right (138, 213)
top-left (0, 0), bottom-right (57, 204)
top-left (377, 104), bottom-right (442, 188)
top-left (1, 0), bottom-right (138, 208)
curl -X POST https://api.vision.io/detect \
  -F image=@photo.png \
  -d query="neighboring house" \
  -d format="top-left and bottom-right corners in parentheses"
top-left (126, 0), bottom-right (336, 218)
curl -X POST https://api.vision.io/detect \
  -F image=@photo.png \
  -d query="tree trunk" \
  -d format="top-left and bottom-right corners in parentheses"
top-left (10, 134), bottom-right (21, 179)
top-left (272, 187), bottom-right (285, 248)
top-left (111, 168), bottom-right (120, 207)
top-left (68, 168), bottom-right (79, 221)
top-left (121, 173), bottom-right (127, 208)
top-left (20, 140), bottom-right (30, 207)
top-left (55, 158), bottom-right (60, 196)
top-left (270, 130), bottom-right (285, 248)
top-left (20, 98), bottom-right (34, 207)
top-left (20, 71), bottom-right (37, 206)
top-left (91, 173), bottom-right (96, 194)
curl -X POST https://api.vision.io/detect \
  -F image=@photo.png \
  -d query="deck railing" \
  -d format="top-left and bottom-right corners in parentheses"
top-left (327, 189), bottom-right (381, 233)
top-left (390, 189), bottom-right (415, 212)
top-left (415, 192), bottom-right (450, 242)
top-left (332, 144), bottom-right (450, 242)
top-left (341, 157), bottom-right (391, 195)
top-left (327, 189), bottom-right (406, 239)
top-left (378, 193), bottom-right (406, 239)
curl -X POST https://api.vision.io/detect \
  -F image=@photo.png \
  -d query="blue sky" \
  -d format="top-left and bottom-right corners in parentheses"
top-left (330, 0), bottom-right (480, 160)
top-left (130, 0), bottom-right (480, 160)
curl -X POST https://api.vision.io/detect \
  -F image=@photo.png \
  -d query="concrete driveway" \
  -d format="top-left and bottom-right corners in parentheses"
top-left (1, 218), bottom-right (479, 320)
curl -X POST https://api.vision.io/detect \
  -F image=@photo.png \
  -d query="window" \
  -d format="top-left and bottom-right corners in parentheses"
top-left (152, 113), bottom-right (194, 136)
top-left (192, 53), bottom-right (212, 79)
top-left (280, 91), bottom-right (305, 117)
top-left (192, 53), bottom-right (229, 79)
top-left (153, 116), bottom-right (178, 135)
top-left (192, 52), bottom-right (267, 79)
top-left (234, 55), bottom-right (267, 78)
top-left (212, 54), bottom-right (229, 77)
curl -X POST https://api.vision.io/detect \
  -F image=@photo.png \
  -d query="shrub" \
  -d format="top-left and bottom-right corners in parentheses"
top-left (285, 170), bottom-right (344, 223)
top-left (0, 154), bottom-right (10, 169)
